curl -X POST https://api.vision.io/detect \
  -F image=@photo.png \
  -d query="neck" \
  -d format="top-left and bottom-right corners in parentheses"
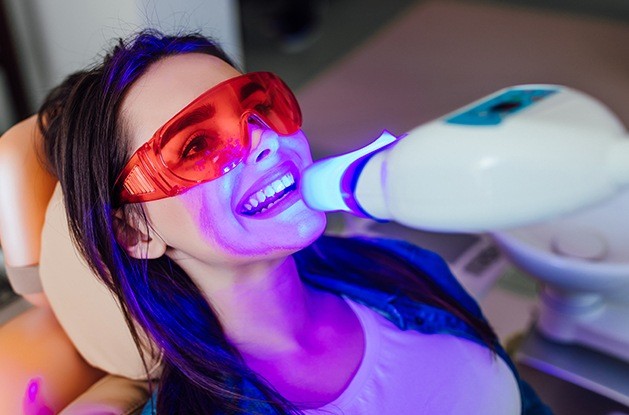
top-left (171, 252), bottom-right (366, 405)
top-left (192, 256), bottom-right (320, 353)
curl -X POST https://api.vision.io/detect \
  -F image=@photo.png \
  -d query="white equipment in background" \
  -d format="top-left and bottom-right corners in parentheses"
top-left (493, 189), bottom-right (629, 362)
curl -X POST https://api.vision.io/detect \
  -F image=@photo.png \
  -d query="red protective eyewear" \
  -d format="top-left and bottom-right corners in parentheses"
top-left (112, 72), bottom-right (302, 206)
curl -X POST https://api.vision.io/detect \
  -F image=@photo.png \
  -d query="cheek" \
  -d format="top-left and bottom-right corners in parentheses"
top-left (186, 179), bottom-right (248, 254)
top-left (142, 190), bottom-right (223, 249)
top-left (294, 133), bottom-right (314, 160)
top-left (144, 172), bottom-right (249, 258)
top-left (279, 131), bottom-right (312, 163)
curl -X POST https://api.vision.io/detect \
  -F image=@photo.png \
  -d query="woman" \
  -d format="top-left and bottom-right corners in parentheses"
top-left (39, 30), bottom-right (550, 414)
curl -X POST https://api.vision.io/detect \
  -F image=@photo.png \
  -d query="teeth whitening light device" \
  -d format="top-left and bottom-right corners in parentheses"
top-left (301, 84), bottom-right (629, 362)
top-left (302, 85), bottom-right (629, 232)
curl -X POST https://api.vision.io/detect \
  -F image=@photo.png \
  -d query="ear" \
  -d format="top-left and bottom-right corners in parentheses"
top-left (112, 210), bottom-right (167, 259)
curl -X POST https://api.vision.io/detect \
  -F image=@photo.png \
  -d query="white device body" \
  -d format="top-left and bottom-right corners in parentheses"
top-left (302, 85), bottom-right (629, 232)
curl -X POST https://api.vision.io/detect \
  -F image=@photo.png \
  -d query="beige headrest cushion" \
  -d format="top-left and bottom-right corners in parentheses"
top-left (40, 184), bottom-right (160, 380)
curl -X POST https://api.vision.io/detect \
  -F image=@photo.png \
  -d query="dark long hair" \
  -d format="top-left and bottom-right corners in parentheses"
top-left (39, 30), bottom-right (497, 414)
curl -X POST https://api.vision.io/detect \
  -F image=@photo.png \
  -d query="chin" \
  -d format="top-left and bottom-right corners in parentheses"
top-left (274, 210), bottom-right (327, 253)
top-left (294, 207), bottom-right (327, 238)
top-left (290, 216), bottom-right (327, 242)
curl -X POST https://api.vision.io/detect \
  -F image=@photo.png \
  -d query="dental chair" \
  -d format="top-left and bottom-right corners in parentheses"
top-left (0, 116), bottom-right (158, 414)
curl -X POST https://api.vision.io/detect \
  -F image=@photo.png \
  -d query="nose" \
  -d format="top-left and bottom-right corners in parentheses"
top-left (245, 121), bottom-right (279, 164)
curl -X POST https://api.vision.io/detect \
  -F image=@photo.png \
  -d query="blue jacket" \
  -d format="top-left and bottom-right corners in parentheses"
top-left (143, 237), bottom-right (552, 414)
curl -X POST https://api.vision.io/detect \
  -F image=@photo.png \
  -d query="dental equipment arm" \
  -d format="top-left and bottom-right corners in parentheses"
top-left (301, 85), bottom-right (629, 232)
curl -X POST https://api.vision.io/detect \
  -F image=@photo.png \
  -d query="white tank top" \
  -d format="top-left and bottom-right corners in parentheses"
top-left (304, 297), bottom-right (521, 415)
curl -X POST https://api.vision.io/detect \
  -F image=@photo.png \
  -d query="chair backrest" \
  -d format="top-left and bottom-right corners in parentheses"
top-left (0, 117), bottom-right (159, 380)
top-left (41, 184), bottom-right (160, 379)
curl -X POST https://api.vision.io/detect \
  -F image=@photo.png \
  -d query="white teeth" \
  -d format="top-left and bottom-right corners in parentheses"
top-left (281, 176), bottom-right (292, 187)
top-left (272, 179), bottom-right (285, 192)
top-left (243, 172), bottom-right (297, 214)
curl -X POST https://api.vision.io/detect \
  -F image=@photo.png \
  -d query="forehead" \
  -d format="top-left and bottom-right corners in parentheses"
top-left (121, 53), bottom-right (242, 151)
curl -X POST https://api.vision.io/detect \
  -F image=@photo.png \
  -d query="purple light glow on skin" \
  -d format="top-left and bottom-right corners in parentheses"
top-left (23, 377), bottom-right (54, 415)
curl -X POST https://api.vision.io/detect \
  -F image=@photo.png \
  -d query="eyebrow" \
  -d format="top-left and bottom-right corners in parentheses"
top-left (239, 81), bottom-right (265, 101)
top-left (161, 104), bottom-right (216, 144)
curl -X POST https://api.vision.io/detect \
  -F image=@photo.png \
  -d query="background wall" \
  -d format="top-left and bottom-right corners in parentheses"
top-left (4, 0), bottom-right (629, 128)
top-left (1, 0), bottom-right (242, 123)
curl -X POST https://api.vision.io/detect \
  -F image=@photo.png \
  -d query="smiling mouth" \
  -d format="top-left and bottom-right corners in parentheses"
top-left (238, 171), bottom-right (298, 216)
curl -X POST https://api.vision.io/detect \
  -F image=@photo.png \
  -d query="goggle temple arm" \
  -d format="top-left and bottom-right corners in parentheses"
top-left (113, 143), bottom-right (173, 205)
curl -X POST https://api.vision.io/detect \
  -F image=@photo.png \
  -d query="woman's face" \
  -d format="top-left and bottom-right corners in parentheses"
top-left (120, 53), bottom-right (327, 267)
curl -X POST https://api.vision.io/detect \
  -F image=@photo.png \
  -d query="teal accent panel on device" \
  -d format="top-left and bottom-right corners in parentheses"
top-left (446, 88), bottom-right (558, 126)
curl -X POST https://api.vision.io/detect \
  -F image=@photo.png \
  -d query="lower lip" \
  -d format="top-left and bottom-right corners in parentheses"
top-left (239, 185), bottom-right (301, 220)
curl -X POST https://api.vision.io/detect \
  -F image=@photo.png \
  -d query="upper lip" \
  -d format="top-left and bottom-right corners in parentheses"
top-left (235, 160), bottom-right (299, 212)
